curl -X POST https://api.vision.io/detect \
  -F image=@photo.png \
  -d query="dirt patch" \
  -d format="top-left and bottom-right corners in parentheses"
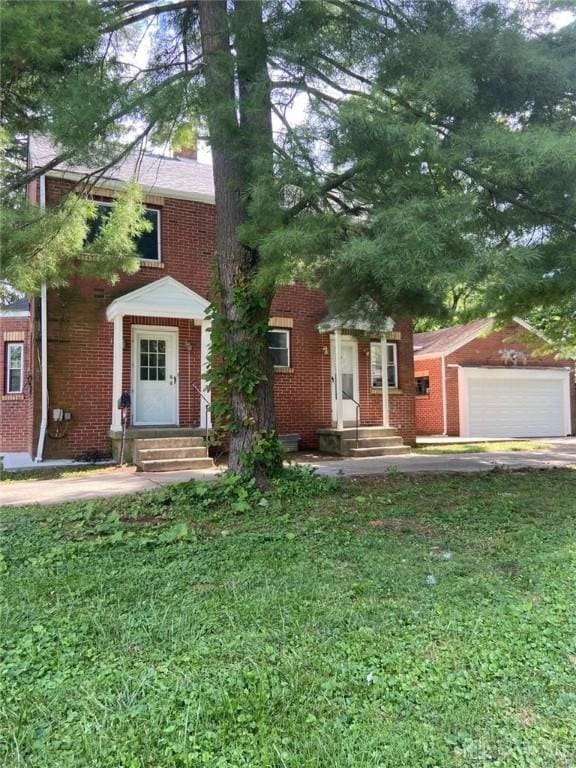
top-left (513, 707), bottom-right (537, 728)
top-left (496, 560), bottom-right (521, 577)
top-left (368, 517), bottom-right (440, 538)
top-left (120, 515), bottom-right (169, 526)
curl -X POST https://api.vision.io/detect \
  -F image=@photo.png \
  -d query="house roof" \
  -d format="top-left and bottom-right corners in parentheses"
top-left (0, 298), bottom-right (30, 317)
top-left (29, 136), bottom-right (215, 204)
top-left (413, 318), bottom-right (494, 357)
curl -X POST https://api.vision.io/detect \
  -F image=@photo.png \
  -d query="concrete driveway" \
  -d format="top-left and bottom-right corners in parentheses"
top-left (306, 438), bottom-right (576, 477)
top-left (1, 439), bottom-right (574, 508)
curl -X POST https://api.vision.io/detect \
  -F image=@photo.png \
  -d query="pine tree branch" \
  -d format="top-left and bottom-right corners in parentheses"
top-left (6, 70), bottom-right (196, 194)
top-left (271, 104), bottom-right (316, 174)
top-left (286, 167), bottom-right (358, 218)
top-left (459, 167), bottom-right (575, 232)
top-left (106, 0), bottom-right (198, 32)
top-left (316, 53), bottom-right (372, 86)
top-left (272, 79), bottom-right (341, 105)
top-left (4, 152), bottom-right (76, 196)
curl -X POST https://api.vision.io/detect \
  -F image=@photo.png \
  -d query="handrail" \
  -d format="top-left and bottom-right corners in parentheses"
top-left (341, 388), bottom-right (360, 449)
top-left (191, 383), bottom-right (211, 443)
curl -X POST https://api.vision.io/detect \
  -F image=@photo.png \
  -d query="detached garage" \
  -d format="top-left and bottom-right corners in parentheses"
top-left (414, 318), bottom-right (575, 438)
top-left (459, 367), bottom-right (571, 438)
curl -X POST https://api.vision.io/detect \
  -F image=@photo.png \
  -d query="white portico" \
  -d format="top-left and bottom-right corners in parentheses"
top-left (316, 314), bottom-right (410, 457)
top-left (106, 276), bottom-right (211, 432)
top-left (317, 314), bottom-right (395, 430)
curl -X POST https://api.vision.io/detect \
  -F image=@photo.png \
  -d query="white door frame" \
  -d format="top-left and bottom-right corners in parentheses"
top-left (458, 366), bottom-right (571, 437)
top-left (131, 325), bottom-right (179, 426)
top-left (330, 334), bottom-right (359, 426)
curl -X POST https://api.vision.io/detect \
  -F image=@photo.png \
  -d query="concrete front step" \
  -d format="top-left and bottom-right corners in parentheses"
top-left (348, 445), bottom-right (411, 457)
top-left (133, 437), bottom-right (205, 451)
top-left (342, 436), bottom-right (404, 450)
top-left (135, 447), bottom-right (209, 462)
top-left (132, 436), bottom-right (213, 472)
top-left (138, 457), bottom-right (215, 472)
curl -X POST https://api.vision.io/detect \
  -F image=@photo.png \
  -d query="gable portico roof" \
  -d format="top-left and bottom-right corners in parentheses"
top-left (317, 313), bottom-right (395, 334)
top-left (106, 276), bottom-right (210, 321)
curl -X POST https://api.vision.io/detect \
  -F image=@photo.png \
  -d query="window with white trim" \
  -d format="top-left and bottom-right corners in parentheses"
top-left (88, 202), bottom-right (161, 262)
top-left (370, 342), bottom-right (398, 389)
top-left (5, 342), bottom-right (24, 394)
top-left (267, 329), bottom-right (290, 368)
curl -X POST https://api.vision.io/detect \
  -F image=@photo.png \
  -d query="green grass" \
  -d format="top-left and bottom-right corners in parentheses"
top-left (415, 440), bottom-right (551, 455)
top-left (0, 463), bottom-right (116, 482)
top-left (1, 468), bottom-right (575, 767)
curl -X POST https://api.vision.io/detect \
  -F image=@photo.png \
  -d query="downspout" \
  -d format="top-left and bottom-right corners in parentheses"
top-left (35, 174), bottom-right (48, 462)
top-left (441, 353), bottom-right (448, 435)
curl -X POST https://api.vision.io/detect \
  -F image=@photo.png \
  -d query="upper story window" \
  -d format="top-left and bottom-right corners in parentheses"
top-left (5, 342), bottom-right (24, 394)
top-left (267, 329), bottom-right (290, 368)
top-left (370, 342), bottom-right (398, 389)
top-left (88, 202), bottom-right (161, 262)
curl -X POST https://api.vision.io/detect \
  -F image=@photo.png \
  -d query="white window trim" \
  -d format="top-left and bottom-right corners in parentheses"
top-left (6, 341), bottom-right (24, 394)
top-left (94, 201), bottom-right (162, 263)
top-left (370, 342), bottom-right (398, 389)
top-left (268, 328), bottom-right (291, 368)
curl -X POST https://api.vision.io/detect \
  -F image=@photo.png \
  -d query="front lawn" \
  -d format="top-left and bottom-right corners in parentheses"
top-left (1, 469), bottom-right (575, 767)
top-left (415, 440), bottom-right (550, 455)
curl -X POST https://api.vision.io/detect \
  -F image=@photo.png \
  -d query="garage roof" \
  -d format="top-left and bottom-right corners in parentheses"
top-left (414, 318), bottom-right (494, 357)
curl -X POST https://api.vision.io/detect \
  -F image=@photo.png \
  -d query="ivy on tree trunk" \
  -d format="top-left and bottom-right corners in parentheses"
top-left (198, 0), bottom-right (282, 485)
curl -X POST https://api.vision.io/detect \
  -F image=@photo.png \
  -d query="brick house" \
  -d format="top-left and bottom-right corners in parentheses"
top-left (0, 138), bottom-right (415, 467)
top-left (414, 318), bottom-right (575, 438)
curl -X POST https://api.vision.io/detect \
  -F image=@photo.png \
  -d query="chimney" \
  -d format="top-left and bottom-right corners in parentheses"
top-left (173, 145), bottom-right (197, 161)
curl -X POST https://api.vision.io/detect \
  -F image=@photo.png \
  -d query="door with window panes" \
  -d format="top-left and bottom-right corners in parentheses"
top-left (330, 336), bottom-right (359, 423)
top-left (133, 329), bottom-right (178, 425)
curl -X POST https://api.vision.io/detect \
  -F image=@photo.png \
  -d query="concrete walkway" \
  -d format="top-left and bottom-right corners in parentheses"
top-left (1, 440), bottom-right (575, 507)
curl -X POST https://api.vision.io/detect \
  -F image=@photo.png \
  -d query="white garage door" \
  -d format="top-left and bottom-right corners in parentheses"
top-left (460, 368), bottom-right (571, 438)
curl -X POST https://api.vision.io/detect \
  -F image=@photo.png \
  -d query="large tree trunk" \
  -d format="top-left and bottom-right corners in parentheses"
top-left (198, 0), bottom-right (279, 483)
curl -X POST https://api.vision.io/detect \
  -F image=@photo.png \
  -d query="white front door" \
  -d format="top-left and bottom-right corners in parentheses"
top-left (133, 328), bottom-right (178, 425)
top-left (331, 336), bottom-right (359, 424)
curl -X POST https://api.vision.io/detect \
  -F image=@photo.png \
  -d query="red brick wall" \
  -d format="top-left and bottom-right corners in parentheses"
top-left (37, 177), bottom-right (416, 456)
top-left (0, 314), bottom-right (35, 454)
top-left (355, 319), bottom-right (416, 444)
top-left (445, 323), bottom-right (575, 436)
top-left (268, 303), bottom-right (416, 448)
top-left (45, 178), bottom-right (215, 300)
top-left (414, 357), bottom-right (444, 435)
top-left (270, 285), bottom-right (332, 447)
top-left (445, 364), bottom-right (460, 436)
top-left (39, 179), bottom-right (216, 458)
